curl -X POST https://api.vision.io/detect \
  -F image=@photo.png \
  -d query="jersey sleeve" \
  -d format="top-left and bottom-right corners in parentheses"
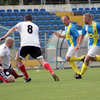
top-left (0, 48), bottom-right (7, 57)
top-left (96, 23), bottom-right (100, 31)
top-left (15, 22), bottom-right (21, 32)
top-left (70, 25), bottom-right (79, 37)
top-left (82, 25), bottom-right (86, 35)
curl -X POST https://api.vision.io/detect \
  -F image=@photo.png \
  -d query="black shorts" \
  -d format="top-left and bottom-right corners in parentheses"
top-left (18, 46), bottom-right (43, 59)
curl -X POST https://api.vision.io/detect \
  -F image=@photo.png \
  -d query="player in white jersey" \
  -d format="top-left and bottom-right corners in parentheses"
top-left (0, 37), bottom-right (15, 83)
top-left (0, 14), bottom-right (59, 82)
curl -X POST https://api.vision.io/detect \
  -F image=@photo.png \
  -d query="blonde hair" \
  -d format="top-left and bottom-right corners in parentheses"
top-left (5, 37), bottom-right (14, 43)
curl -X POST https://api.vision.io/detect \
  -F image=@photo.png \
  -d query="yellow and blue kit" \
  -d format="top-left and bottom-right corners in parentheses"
top-left (82, 22), bottom-right (100, 46)
top-left (65, 23), bottom-right (79, 47)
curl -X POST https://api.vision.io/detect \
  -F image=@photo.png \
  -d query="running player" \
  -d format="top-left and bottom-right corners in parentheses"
top-left (0, 37), bottom-right (15, 83)
top-left (54, 16), bottom-right (84, 78)
top-left (77, 13), bottom-right (100, 78)
top-left (0, 14), bottom-right (59, 82)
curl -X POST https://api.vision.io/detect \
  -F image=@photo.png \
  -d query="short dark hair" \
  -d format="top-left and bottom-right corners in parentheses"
top-left (65, 16), bottom-right (70, 20)
top-left (84, 13), bottom-right (92, 19)
top-left (24, 14), bottom-right (32, 21)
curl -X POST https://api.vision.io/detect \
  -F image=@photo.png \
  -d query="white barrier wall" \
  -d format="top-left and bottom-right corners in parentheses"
top-left (0, 3), bottom-right (100, 12)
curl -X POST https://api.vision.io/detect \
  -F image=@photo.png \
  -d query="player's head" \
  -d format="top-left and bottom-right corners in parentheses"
top-left (24, 14), bottom-right (32, 22)
top-left (5, 37), bottom-right (14, 48)
top-left (83, 13), bottom-right (92, 25)
top-left (61, 16), bottom-right (70, 26)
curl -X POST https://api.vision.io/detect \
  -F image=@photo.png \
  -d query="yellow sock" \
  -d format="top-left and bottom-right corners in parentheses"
top-left (96, 55), bottom-right (100, 61)
top-left (70, 56), bottom-right (84, 61)
top-left (69, 61), bottom-right (80, 74)
top-left (80, 63), bottom-right (88, 75)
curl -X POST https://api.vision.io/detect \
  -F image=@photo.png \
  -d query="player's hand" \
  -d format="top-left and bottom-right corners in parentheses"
top-left (74, 46), bottom-right (79, 52)
top-left (53, 32), bottom-right (60, 37)
top-left (0, 37), bottom-right (5, 41)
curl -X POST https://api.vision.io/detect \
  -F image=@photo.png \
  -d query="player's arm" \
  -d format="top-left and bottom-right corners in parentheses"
top-left (76, 35), bottom-right (84, 48)
top-left (53, 32), bottom-right (66, 38)
top-left (0, 27), bottom-right (17, 41)
top-left (75, 25), bottom-right (86, 51)
top-left (96, 23), bottom-right (100, 33)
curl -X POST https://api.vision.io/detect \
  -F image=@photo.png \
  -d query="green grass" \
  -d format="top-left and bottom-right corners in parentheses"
top-left (0, 68), bottom-right (100, 100)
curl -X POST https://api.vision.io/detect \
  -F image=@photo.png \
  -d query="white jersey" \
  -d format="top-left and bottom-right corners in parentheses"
top-left (0, 44), bottom-right (10, 69)
top-left (15, 21), bottom-right (40, 47)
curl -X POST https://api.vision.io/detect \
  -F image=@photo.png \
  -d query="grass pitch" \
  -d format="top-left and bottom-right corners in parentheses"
top-left (0, 68), bottom-right (100, 100)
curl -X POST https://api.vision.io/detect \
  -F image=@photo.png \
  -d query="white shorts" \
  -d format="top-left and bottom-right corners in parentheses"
top-left (87, 46), bottom-right (100, 57)
top-left (66, 46), bottom-right (77, 57)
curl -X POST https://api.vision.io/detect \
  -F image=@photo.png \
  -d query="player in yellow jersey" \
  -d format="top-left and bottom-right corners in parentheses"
top-left (77, 13), bottom-right (100, 78)
top-left (54, 16), bottom-right (84, 79)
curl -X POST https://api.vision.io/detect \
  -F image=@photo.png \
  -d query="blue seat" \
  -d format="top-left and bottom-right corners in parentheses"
top-left (50, 13), bottom-right (56, 17)
top-left (56, 16), bottom-right (61, 20)
top-left (15, 42), bottom-right (20, 48)
top-left (97, 7), bottom-right (100, 11)
top-left (96, 11), bottom-right (100, 14)
top-left (94, 18), bottom-right (100, 22)
top-left (72, 8), bottom-right (77, 12)
top-left (71, 22), bottom-right (77, 25)
top-left (40, 9), bottom-right (46, 12)
top-left (3, 13), bottom-right (7, 16)
top-left (88, 11), bottom-right (95, 14)
top-left (0, 9), bottom-right (5, 13)
top-left (78, 8), bottom-right (83, 11)
top-left (20, 9), bottom-right (26, 13)
top-left (7, 9), bottom-right (12, 13)
top-left (85, 8), bottom-right (90, 11)
top-left (13, 9), bottom-right (19, 13)
top-left (34, 9), bottom-right (39, 12)
top-left (91, 7), bottom-right (96, 11)
top-left (27, 9), bottom-right (32, 13)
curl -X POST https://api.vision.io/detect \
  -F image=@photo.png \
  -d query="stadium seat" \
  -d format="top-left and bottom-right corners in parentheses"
top-left (13, 9), bottom-right (19, 13)
top-left (78, 8), bottom-right (83, 11)
top-left (72, 8), bottom-right (77, 12)
top-left (71, 22), bottom-right (77, 25)
top-left (34, 9), bottom-right (39, 12)
top-left (20, 9), bottom-right (26, 13)
top-left (85, 8), bottom-right (90, 11)
top-left (0, 9), bottom-right (5, 13)
top-left (40, 9), bottom-right (46, 12)
top-left (27, 9), bottom-right (32, 13)
top-left (40, 9), bottom-right (46, 14)
top-left (97, 7), bottom-right (100, 11)
top-left (7, 9), bottom-right (12, 13)
top-left (91, 7), bottom-right (96, 11)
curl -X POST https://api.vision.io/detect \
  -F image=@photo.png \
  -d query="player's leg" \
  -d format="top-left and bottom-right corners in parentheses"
top-left (0, 76), bottom-right (8, 83)
top-left (15, 47), bottom-right (31, 82)
top-left (38, 57), bottom-right (60, 81)
top-left (66, 56), bottom-right (80, 74)
top-left (96, 55), bottom-right (100, 61)
top-left (80, 55), bottom-right (90, 75)
top-left (95, 47), bottom-right (100, 61)
top-left (30, 46), bottom-right (59, 81)
top-left (70, 56), bottom-right (85, 62)
top-left (10, 68), bottom-right (23, 79)
top-left (0, 69), bottom-right (15, 83)
top-left (80, 46), bottom-right (98, 76)
top-left (8, 64), bottom-right (19, 79)
top-left (66, 47), bottom-right (81, 74)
